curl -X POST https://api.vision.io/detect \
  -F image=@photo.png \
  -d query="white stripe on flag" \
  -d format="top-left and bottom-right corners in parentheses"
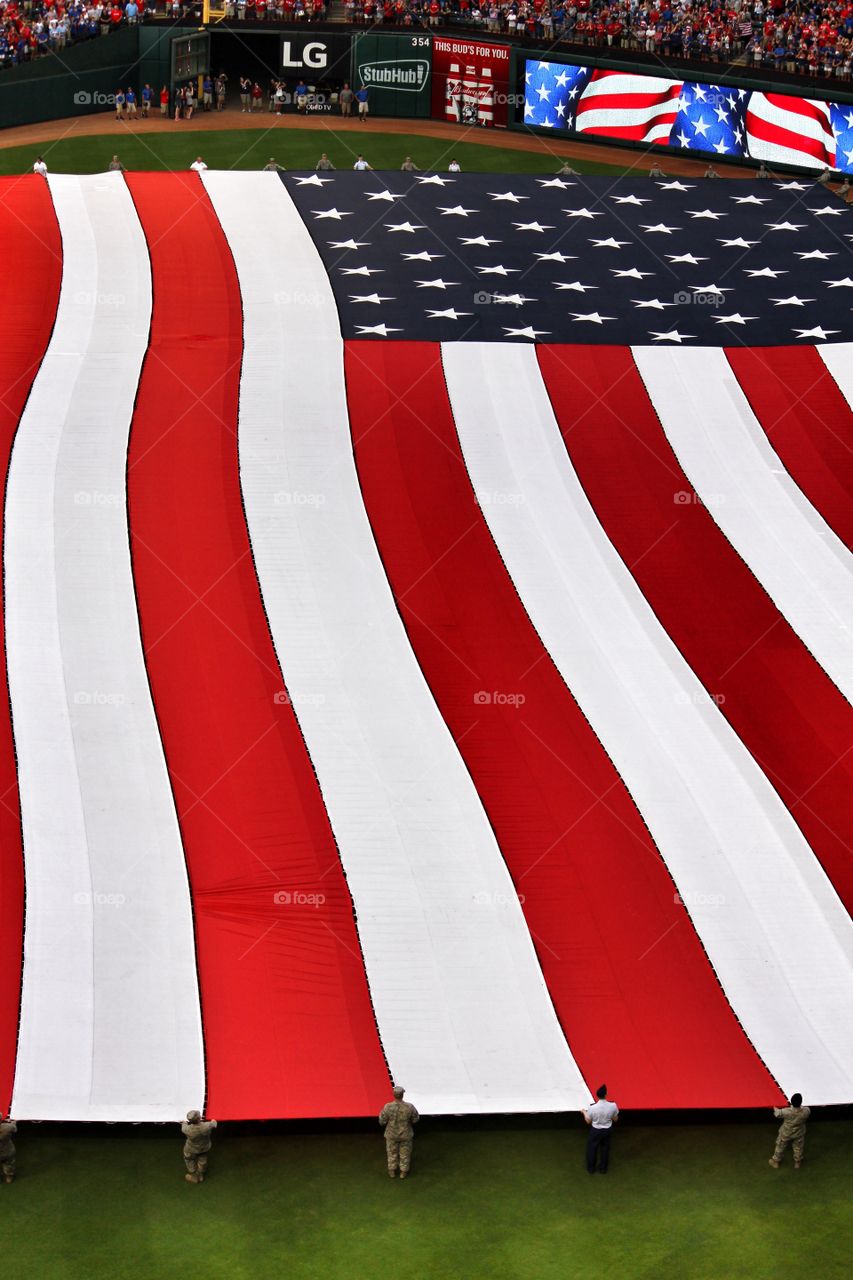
top-left (634, 347), bottom-right (853, 705)
top-left (819, 343), bottom-right (853, 411)
top-left (7, 174), bottom-right (204, 1121)
top-left (203, 171), bottom-right (590, 1115)
top-left (443, 341), bottom-right (853, 1105)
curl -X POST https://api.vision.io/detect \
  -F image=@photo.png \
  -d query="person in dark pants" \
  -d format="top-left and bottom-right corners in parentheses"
top-left (582, 1084), bottom-right (619, 1173)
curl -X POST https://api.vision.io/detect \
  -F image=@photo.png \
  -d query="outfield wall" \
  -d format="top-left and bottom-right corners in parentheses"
top-left (1, 25), bottom-right (851, 174)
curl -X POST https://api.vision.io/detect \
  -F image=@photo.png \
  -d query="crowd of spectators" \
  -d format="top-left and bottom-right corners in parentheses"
top-left (2, 0), bottom-right (852, 81)
top-left (0, 2), bottom-right (152, 69)
top-left (357, 1), bottom-right (853, 80)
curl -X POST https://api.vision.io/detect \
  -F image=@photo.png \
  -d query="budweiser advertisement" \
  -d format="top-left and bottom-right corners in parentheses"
top-left (431, 38), bottom-right (511, 129)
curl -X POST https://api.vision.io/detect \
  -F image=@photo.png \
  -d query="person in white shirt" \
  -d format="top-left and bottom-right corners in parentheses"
top-left (32, 157), bottom-right (48, 177)
top-left (448, 158), bottom-right (461, 173)
top-left (582, 1084), bottom-right (619, 1174)
top-left (353, 155), bottom-right (372, 171)
top-left (190, 157), bottom-right (208, 173)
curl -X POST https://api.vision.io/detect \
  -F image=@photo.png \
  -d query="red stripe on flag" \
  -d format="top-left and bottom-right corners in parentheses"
top-left (0, 178), bottom-right (62, 1113)
top-left (346, 338), bottom-right (781, 1109)
top-left (745, 108), bottom-right (834, 164)
top-left (125, 174), bottom-right (390, 1118)
top-left (726, 347), bottom-right (853, 554)
top-left (539, 343), bottom-right (853, 916)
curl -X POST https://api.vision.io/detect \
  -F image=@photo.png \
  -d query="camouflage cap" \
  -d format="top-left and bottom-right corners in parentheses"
top-left (392, 1086), bottom-right (405, 1099)
top-left (187, 1109), bottom-right (201, 1123)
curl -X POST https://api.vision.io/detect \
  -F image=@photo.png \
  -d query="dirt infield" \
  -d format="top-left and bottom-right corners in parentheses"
top-left (0, 107), bottom-right (760, 179)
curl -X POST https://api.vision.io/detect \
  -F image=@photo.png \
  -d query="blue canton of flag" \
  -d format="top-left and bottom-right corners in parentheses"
top-left (829, 102), bottom-right (853, 174)
top-left (669, 82), bottom-right (749, 160)
top-left (523, 60), bottom-right (592, 133)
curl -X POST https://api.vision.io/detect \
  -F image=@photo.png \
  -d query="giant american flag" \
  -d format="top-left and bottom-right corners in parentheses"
top-left (0, 170), bottom-right (851, 1122)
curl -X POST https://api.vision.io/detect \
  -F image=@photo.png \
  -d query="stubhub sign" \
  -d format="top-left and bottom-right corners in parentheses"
top-left (359, 60), bottom-right (429, 93)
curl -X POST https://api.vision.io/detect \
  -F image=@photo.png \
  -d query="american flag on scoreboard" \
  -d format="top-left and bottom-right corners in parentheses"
top-left (0, 170), bottom-right (851, 1124)
top-left (524, 58), bottom-right (853, 172)
top-left (745, 93), bottom-right (836, 170)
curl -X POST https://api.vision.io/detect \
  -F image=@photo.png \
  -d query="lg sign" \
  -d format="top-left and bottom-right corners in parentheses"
top-left (280, 35), bottom-right (352, 75)
top-left (282, 41), bottom-right (328, 71)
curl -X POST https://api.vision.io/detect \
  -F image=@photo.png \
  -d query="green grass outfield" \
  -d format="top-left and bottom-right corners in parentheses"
top-left (2, 1119), bottom-right (850, 1279)
top-left (0, 127), bottom-right (626, 176)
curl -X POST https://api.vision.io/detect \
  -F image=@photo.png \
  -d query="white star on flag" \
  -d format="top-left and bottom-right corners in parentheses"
top-left (414, 279), bottom-right (460, 290)
top-left (402, 251), bottom-right (443, 261)
top-left (476, 265), bottom-right (518, 276)
top-left (611, 195), bottom-right (650, 206)
top-left (426, 309), bottom-right (472, 320)
top-left (712, 314), bottom-right (758, 325)
top-left (329, 239), bottom-right (368, 250)
top-left (563, 208), bottom-right (604, 219)
top-left (537, 178), bottom-right (574, 190)
top-left (503, 327), bottom-right (549, 339)
top-left (535, 251), bottom-right (576, 263)
top-left (745, 268), bottom-right (786, 278)
top-left (632, 298), bottom-right (674, 310)
top-left (569, 312), bottom-right (614, 324)
top-left (590, 237), bottom-right (630, 248)
top-left (650, 330), bottom-right (695, 342)
top-left (687, 210), bottom-right (726, 220)
top-left (554, 281), bottom-right (598, 292)
top-left (796, 249), bottom-right (836, 260)
top-left (667, 253), bottom-right (707, 265)
top-left (641, 224), bottom-right (681, 234)
top-left (438, 206), bottom-right (478, 217)
top-left (415, 175), bottom-right (453, 186)
top-left (313, 209), bottom-right (350, 221)
top-left (340, 266), bottom-right (382, 276)
top-left (719, 238), bottom-right (758, 249)
top-left (386, 222), bottom-right (424, 233)
top-left (489, 193), bottom-right (529, 203)
top-left (293, 174), bottom-right (333, 186)
top-left (793, 326), bottom-right (840, 339)
top-left (366, 191), bottom-right (402, 203)
top-left (513, 222), bottom-right (554, 233)
top-left (355, 324), bottom-right (401, 336)
top-left (460, 236), bottom-right (500, 247)
top-left (769, 296), bottom-right (816, 306)
top-left (612, 267), bottom-right (654, 279)
top-left (350, 294), bottom-right (395, 305)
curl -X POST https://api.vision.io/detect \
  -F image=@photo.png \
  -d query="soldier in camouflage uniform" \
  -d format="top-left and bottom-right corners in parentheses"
top-left (769, 1093), bottom-right (810, 1170)
top-left (181, 1110), bottom-right (217, 1184)
top-left (0, 1114), bottom-right (16, 1183)
top-left (379, 1086), bottom-right (419, 1179)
